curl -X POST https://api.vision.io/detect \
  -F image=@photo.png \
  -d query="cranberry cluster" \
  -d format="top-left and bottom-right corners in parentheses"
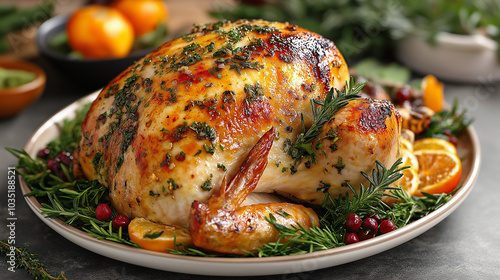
top-left (37, 147), bottom-right (73, 181)
top-left (37, 147), bottom-right (130, 231)
top-left (344, 213), bottom-right (396, 244)
top-left (393, 86), bottom-right (413, 108)
top-left (95, 204), bottom-right (130, 230)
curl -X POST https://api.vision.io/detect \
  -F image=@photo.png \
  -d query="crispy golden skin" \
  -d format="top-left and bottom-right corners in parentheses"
top-left (76, 19), bottom-right (400, 229)
top-left (190, 128), bottom-right (319, 254)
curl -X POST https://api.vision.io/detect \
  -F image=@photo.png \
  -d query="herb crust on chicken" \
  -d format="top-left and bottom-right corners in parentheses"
top-left (76, 20), bottom-right (401, 228)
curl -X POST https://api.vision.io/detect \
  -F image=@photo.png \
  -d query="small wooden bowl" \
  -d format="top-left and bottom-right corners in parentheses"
top-left (0, 58), bottom-right (46, 119)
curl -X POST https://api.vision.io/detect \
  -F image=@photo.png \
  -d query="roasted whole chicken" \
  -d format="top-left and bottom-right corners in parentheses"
top-left (76, 20), bottom-right (401, 234)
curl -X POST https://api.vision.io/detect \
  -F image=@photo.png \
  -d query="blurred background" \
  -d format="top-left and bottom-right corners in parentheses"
top-left (1, 0), bottom-right (499, 82)
top-left (1, 1), bottom-right (500, 279)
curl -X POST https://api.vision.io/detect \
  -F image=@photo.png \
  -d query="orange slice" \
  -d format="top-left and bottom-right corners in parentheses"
top-left (383, 167), bottom-right (419, 205)
top-left (399, 167), bottom-right (419, 196)
top-left (400, 148), bottom-right (418, 170)
top-left (422, 74), bottom-right (444, 112)
top-left (400, 137), bottom-right (413, 153)
top-left (384, 148), bottom-right (419, 205)
top-left (128, 217), bottom-right (192, 252)
top-left (414, 149), bottom-right (462, 196)
top-left (413, 137), bottom-right (457, 154)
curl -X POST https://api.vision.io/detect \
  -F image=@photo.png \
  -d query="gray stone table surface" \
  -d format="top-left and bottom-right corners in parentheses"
top-left (1, 57), bottom-right (499, 280)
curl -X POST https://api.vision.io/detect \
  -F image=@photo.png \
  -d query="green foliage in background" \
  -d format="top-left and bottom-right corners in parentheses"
top-left (0, 1), bottom-right (54, 53)
top-left (212, 0), bottom-right (500, 61)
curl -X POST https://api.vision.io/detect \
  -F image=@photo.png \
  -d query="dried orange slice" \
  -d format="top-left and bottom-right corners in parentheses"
top-left (422, 74), bottom-right (444, 112)
top-left (414, 149), bottom-right (462, 196)
top-left (128, 217), bottom-right (191, 252)
top-left (414, 137), bottom-right (457, 154)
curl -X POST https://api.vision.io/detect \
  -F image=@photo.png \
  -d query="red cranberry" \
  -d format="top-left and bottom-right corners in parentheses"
top-left (46, 156), bottom-right (70, 181)
top-left (356, 230), bottom-right (374, 241)
top-left (112, 214), bottom-right (130, 230)
top-left (379, 220), bottom-right (396, 234)
top-left (344, 232), bottom-right (359, 244)
top-left (345, 213), bottom-right (362, 233)
top-left (364, 212), bottom-right (382, 224)
top-left (37, 148), bottom-right (51, 159)
top-left (56, 151), bottom-right (73, 166)
top-left (444, 131), bottom-right (458, 147)
top-left (361, 217), bottom-right (378, 235)
top-left (95, 204), bottom-right (112, 221)
top-left (395, 86), bottom-right (412, 107)
top-left (47, 158), bottom-right (60, 173)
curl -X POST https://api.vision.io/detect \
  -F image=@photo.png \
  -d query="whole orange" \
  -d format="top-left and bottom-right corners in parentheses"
top-left (112, 0), bottom-right (168, 37)
top-left (66, 5), bottom-right (134, 59)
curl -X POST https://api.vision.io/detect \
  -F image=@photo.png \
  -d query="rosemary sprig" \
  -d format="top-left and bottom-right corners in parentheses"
top-left (0, 240), bottom-right (67, 279)
top-left (6, 102), bottom-right (138, 248)
top-left (248, 159), bottom-right (458, 257)
top-left (40, 192), bottom-right (105, 227)
top-left (251, 216), bottom-right (341, 257)
top-left (84, 220), bottom-right (140, 248)
top-left (386, 187), bottom-right (458, 228)
top-left (320, 158), bottom-right (406, 229)
top-left (46, 102), bottom-right (91, 159)
top-left (167, 238), bottom-right (222, 257)
top-left (285, 77), bottom-right (364, 164)
top-left (248, 159), bottom-right (405, 257)
top-left (420, 98), bottom-right (473, 139)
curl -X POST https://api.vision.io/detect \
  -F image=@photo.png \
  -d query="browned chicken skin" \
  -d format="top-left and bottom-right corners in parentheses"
top-left (76, 20), bottom-right (400, 230)
top-left (190, 128), bottom-right (319, 254)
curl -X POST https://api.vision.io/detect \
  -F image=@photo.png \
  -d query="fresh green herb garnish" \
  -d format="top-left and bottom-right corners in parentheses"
top-left (285, 78), bottom-right (363, 164)
top-left (5, 104), bottom-right (140, 250)
top-left (7, 80), bottom-right (463, 260)
top-left (169, 159), bottom-right (457, 257)
top-left (46, 103), bottom-right (91, 159)
top-left (213, 0), bottom-right (500, 60)
top-left (0, 239), bottom-right (67, 279)
top-left (420, 99), bottom-right (473, 139)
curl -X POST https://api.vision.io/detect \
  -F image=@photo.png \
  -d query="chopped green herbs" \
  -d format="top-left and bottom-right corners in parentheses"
top-left (189, 122), bottom-right (216, 142)
top-left (217, 163), bottom-right (227, 171)
top-left (201, 174), bottom-right (213, 191)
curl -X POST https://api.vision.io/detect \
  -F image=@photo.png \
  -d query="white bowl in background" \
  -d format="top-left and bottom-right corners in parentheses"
top-left (397, 32), bottom-right (500, 83)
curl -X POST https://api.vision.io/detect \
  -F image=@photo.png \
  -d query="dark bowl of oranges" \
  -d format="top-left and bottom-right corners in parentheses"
top-left (36, 1), bottom-right (169, 90)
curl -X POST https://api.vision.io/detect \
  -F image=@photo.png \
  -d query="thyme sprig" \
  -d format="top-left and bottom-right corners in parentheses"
top-left (285, 77), bottom-right (364, 164)
top-left (0, 239), bottom-right (67, 279)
